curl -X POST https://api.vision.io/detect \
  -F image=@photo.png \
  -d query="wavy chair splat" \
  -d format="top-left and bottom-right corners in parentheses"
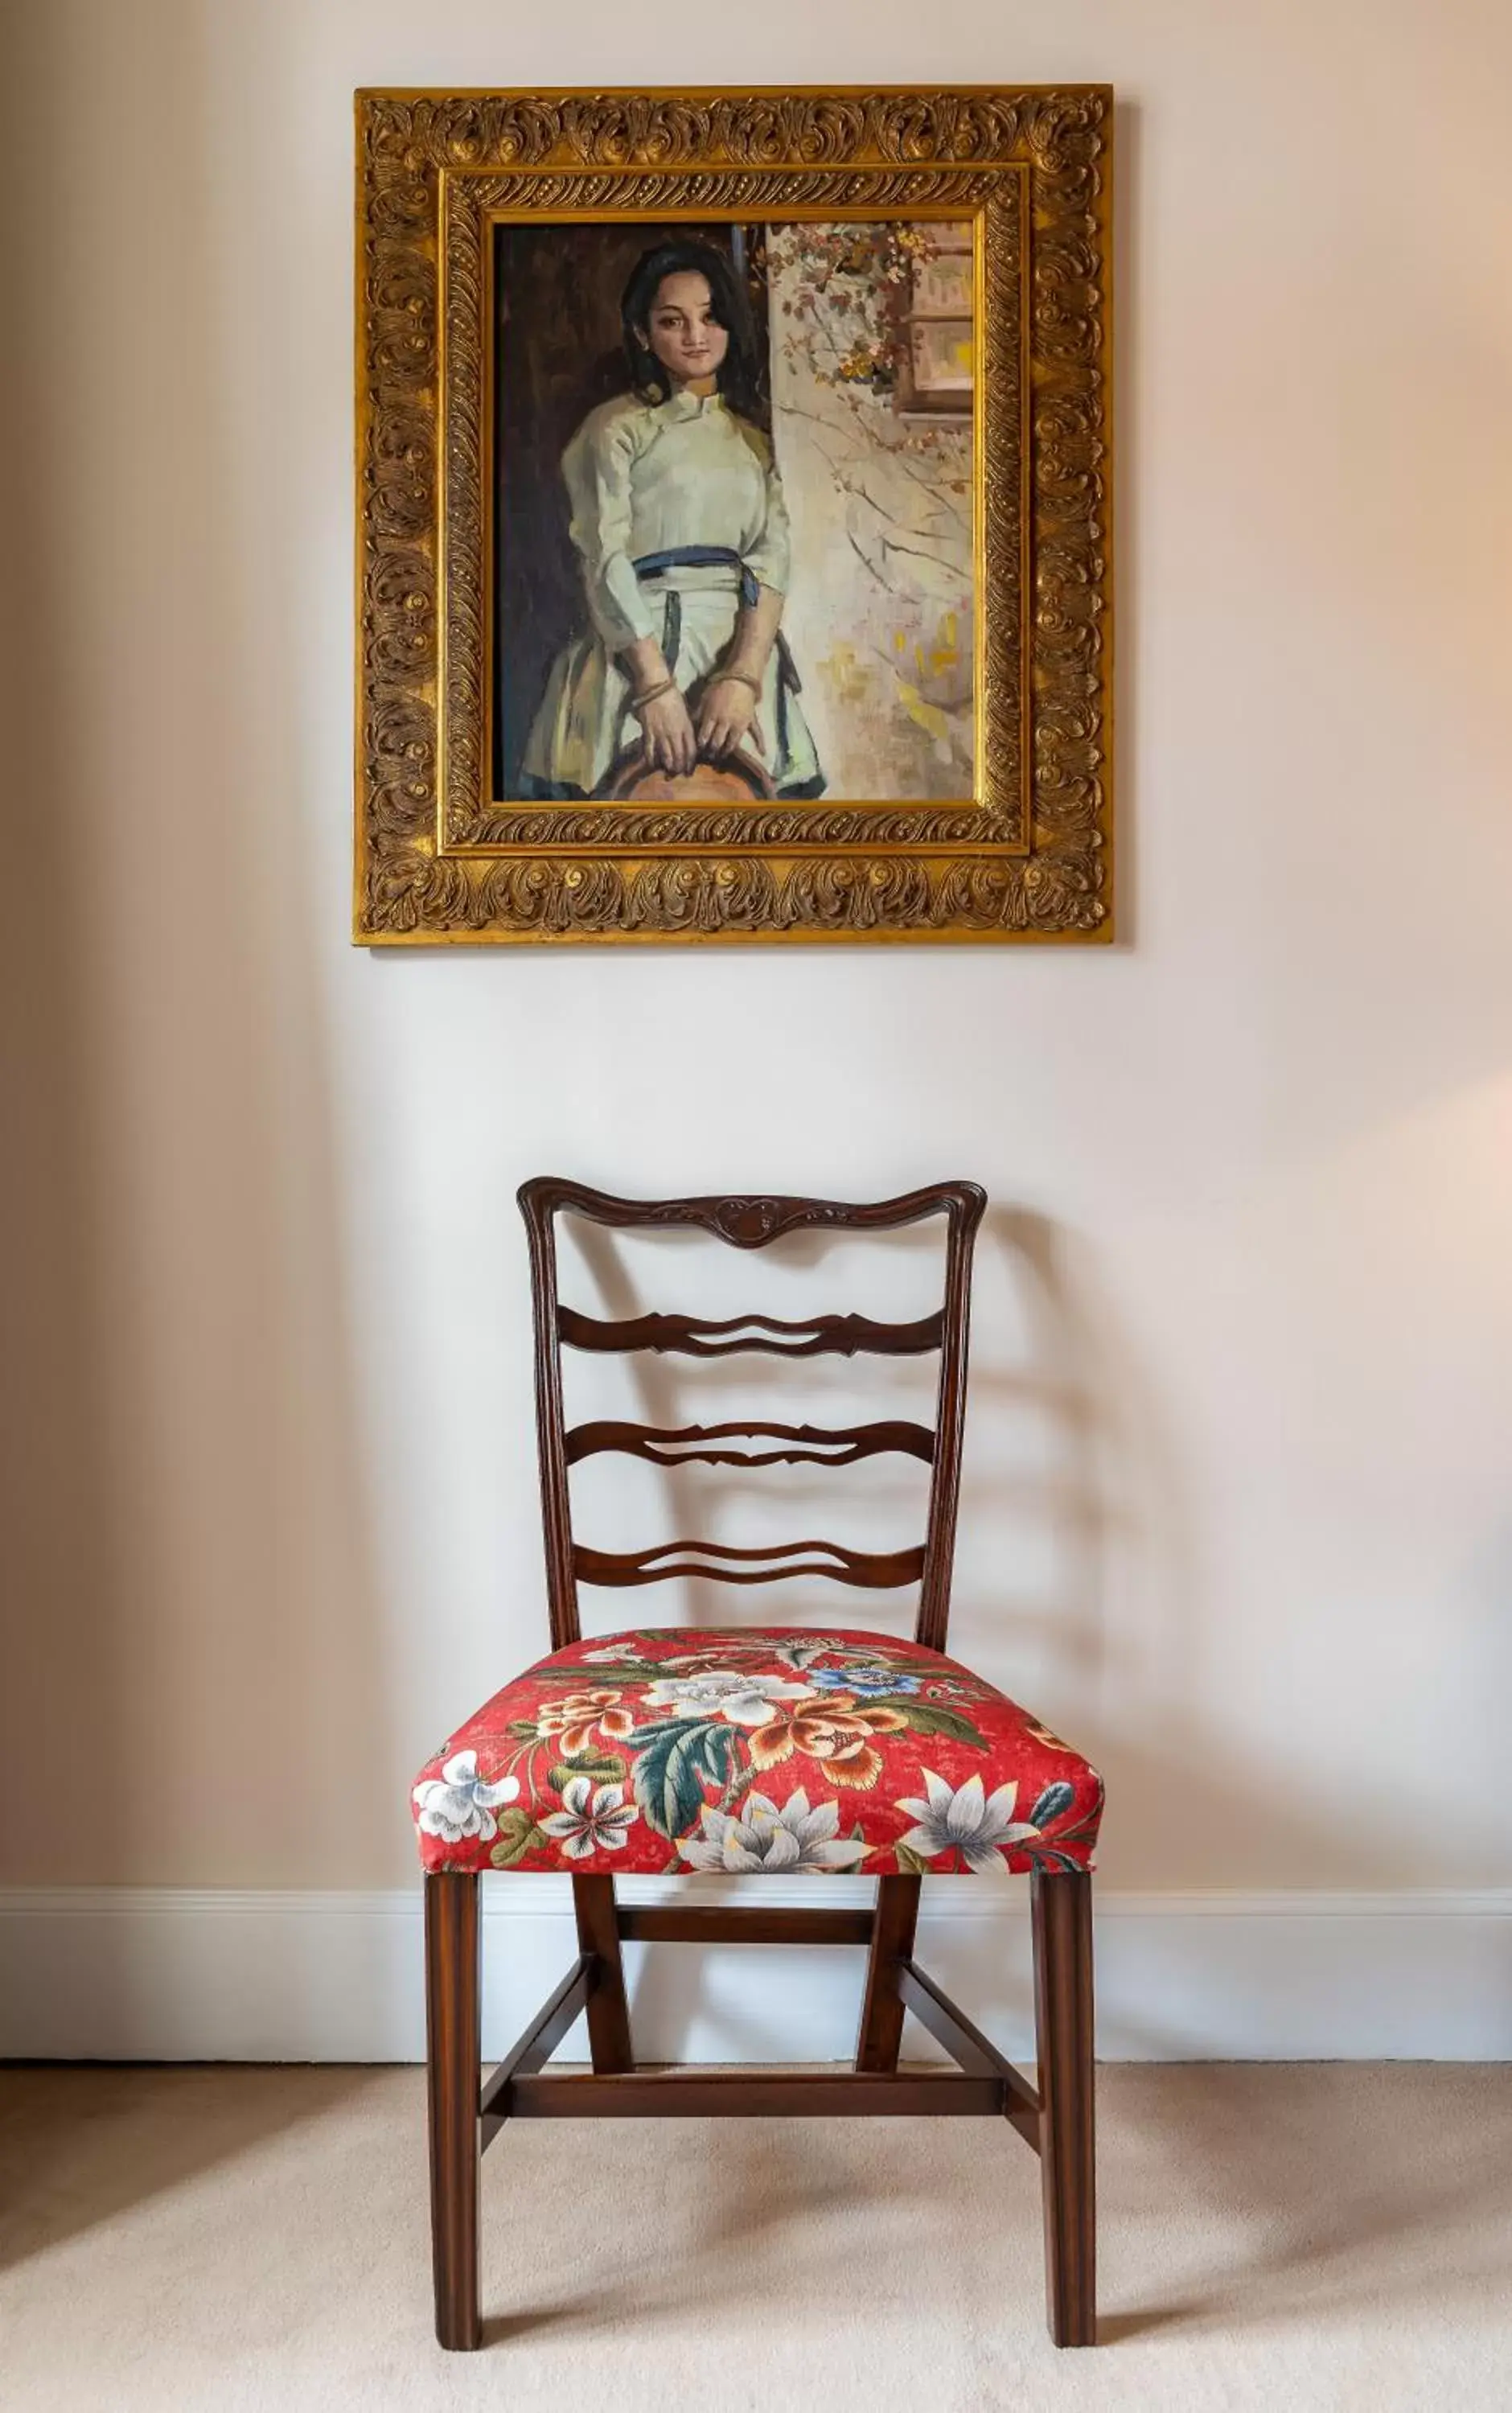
top-left (564, 1418), bottom-right (937, 1469)
top-left (573, 1537), bottom-right (929, 1589)
top-left (557, 1305), bottom-right (946, 1357)
top-left (418, 1179), bottom-right (1101, 2355)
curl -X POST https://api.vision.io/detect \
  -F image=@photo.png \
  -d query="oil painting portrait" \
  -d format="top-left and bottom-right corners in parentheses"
top-left (355, 86), bottom-right (1112, 943)
top-left (494, 219), bottom-right (976, 809)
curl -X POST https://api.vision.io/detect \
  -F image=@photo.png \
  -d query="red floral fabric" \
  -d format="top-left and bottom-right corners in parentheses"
top-left (411, 1628), bottom-right (1103, 1879)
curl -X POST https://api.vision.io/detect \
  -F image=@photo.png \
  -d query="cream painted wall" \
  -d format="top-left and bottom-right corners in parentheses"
top-left (3, 1), bottom-right (1511, 1916)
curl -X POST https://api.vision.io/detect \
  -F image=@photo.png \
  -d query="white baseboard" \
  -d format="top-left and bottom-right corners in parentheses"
top-left (2, 1882), bottom-right (1507, 2063)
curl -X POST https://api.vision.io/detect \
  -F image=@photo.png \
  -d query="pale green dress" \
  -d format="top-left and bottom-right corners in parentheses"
top-left (520, 389), bottom-right (823, 798)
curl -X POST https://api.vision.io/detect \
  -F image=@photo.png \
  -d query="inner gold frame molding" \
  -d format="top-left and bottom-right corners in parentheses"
top-left (355, 85), bottom-right (1114, 946)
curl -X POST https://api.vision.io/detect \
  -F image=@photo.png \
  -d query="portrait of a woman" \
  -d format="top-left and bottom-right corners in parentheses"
top-left (519, 239), bottom-right (824, 800)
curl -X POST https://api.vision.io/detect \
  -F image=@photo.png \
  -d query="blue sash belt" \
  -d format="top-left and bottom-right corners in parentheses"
top-left (634, 545), bottom-right (760, 608)
top-left (632, 546), bottom-right (800, 758)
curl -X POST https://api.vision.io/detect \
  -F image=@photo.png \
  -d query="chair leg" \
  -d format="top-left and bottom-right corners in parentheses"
top-left (855, 1875), bottom-right (921, 2071)
top-left (572, 1874), bottom-right (635, 2071)
top-left (1031, 1866), bottom-right (1096, 2347)
top-left (425, 1872), bottom-right (481, 2351)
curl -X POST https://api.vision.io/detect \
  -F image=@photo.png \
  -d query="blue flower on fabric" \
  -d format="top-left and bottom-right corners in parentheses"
top-left (807, 1666), bottom-right (918, 1698)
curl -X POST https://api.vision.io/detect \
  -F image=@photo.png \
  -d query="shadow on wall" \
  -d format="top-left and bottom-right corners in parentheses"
top-left (549, 1193), bottom-right (1457, 2065)
top-left (0, 0), bottom-right (386, 1972)
top-left (971, 1206), bottom-right (1461, 1900)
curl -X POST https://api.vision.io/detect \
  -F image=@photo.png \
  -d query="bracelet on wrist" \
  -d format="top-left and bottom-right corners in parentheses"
top-left (628, 675), bottom-right (676, 713)
top-left (716, 668), bottom-right (763, 698)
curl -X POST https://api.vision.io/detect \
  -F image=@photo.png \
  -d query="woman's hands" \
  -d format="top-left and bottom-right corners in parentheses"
top-left (622, 637), bottom-right (769, 775)
top-left (696, 677), bottom-right (765, 763)
top-left (636, 684), bottom-right (698, 775)
top-left (633, 676), bottom-right (766, 774)
top-left (622, 637), bottom-right (696, 775)
top-left (622, 590), bottom-right (781, 778)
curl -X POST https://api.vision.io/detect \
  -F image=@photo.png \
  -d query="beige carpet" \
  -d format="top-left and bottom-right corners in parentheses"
top-left (1, 2065), bottom-right (1509, 2411)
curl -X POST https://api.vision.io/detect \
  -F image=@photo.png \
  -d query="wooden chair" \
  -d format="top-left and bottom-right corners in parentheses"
top-left (416, 1179), bottom-right (1102, 2351)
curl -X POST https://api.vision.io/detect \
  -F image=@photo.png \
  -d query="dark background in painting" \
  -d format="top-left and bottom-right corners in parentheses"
top-left (492, 222), bottom-right (769, 799)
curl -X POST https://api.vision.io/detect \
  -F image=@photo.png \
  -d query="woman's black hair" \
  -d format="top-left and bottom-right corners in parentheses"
top-left (621, 239), bottom-right (766, 422)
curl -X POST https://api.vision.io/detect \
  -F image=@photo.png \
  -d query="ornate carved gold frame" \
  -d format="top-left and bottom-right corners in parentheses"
top-left (355, 87), bottom-right (1113, 944)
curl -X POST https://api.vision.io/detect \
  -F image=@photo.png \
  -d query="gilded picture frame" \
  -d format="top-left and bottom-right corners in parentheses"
top-left (355, 85), bottom-right (1113, 945)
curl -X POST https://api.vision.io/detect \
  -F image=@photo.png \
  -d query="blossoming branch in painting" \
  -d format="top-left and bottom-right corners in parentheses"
top-left (678, 1790), bottom-right (873, 1874)
top-left (540, 1777), bottom-right (639, 1861)
top-left (895, 1770), bottom-right (1043, 1873)
top-left (412, 1751), bottom-right (520, 1844)
top-left (767, 221), bottom-right (943, 397)
top-left (763, 216), bottom-right (976, 799)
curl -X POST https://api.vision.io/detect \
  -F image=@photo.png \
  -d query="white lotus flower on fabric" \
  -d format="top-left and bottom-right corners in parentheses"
top-left (642, 1668), bottom-right (818, 1727)
top-left (895, 1770), bottom-right (1042, 1873)
top-left (540, 1778), bottom-right (638, 1861)
top-left (677, 1790), bottom-right (872, 1873)
top-left (412, 1751), bottom-right (520, 1844)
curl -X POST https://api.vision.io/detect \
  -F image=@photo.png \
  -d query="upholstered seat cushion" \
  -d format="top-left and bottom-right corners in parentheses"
top-left (411, 1628), bottom-right (1103, 1878)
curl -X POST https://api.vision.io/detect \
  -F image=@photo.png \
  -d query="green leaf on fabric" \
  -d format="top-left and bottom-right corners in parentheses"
top-left (894, 1841), bottom-right (934, 1877)
top-left (719, 1758), bottom-right (758, 1807)
top-left (874, 1698), bottom-right (988, 1749)
top-left (696, 1724), bottom-right (742, 1788)
top-left (1029, 1781), bottom-right (1076, 1828)
top-left (632, 1718), bottom-right (721, 1840)
top-left (490, 1809), bottom-right (546, 1868)
top-left (504, 1719), bottom-right (540, 1738)
top-left (547, 1753), bottom-right (627, 1791)
top-left (535, 1664), bottom-right (656, 1687)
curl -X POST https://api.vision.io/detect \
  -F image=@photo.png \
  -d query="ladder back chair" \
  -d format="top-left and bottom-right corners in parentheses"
top-left (413, 1178), bottom-right (1103, 2350)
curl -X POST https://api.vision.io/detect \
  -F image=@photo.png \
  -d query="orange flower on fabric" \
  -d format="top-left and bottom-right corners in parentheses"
top-left (1022, 1716), bottom-right (1072, 1753)
top-left (747, 1693), bottom-right (909, 1790)
top-left (535, 1689), bottom-right (635, 1757)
